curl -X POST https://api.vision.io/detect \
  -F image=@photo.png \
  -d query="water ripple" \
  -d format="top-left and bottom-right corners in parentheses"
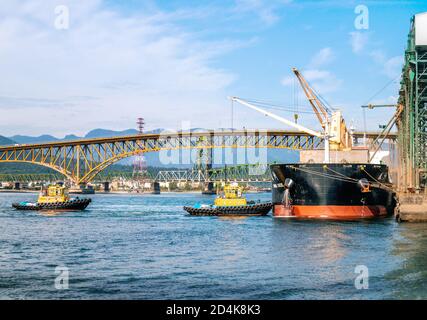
top-left (0, 192), bottom-right (426, 299)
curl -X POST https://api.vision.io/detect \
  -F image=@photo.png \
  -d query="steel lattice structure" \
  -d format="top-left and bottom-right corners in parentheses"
top-left (0, 173), bottom-right (63, 183)
top-left (0, 130), bottom-right (394, 185)
top-left (0, 164), bottom-right (270, 183)
top-left (155, 164), bottom-right (271, 183)
top-left (0, 130), bottom-right (322, 184)
top-left (208, 163), bottom-right (271, 182)
top-left (155, 170), bottom-right (208, 183)
top-left (398, 15), bottom-right (427, 190)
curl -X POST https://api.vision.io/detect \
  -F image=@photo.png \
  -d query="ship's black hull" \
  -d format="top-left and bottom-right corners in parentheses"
top-left (271, 163), bottom-right (396, 219)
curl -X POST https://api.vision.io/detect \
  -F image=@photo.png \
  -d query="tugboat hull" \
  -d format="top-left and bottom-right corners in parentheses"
top-left (12, 198), bottom-right (92, 211)
top-left (271, 163), bottom-right (396, 219)
top-left (184, 202), bottom-right (272, 216)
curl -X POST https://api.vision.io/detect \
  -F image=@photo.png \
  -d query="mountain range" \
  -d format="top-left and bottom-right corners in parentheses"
top-left (3, 128), bottom-right (142, 145)
top-left (0, 128), bottom-right (298, 167)
top-left (0, 136), bottom-right (15, 145)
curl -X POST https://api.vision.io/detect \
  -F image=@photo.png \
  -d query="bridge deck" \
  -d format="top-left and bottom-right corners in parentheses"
top-left (0, 130), bottom-right (395, 151)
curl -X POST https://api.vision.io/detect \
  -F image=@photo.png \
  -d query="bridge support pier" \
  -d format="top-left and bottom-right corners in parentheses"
top-left (202, 182), bottom-right (215, 195)
top-left (151, 181), bottom-right (160, 194)
top-left (69, 183), bottom-right (95, 194)
top-left (102, 182), bottom-right (110, 192)
top-left (14, 182), bottom-right (21, 190)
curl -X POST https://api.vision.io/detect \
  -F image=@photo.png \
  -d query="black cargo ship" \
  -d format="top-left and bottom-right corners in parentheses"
top-left (271, 163), bottom-right (396, 219)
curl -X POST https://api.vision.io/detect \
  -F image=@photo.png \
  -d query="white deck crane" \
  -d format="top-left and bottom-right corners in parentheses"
top-left (229, 96), bottom-right (332, 163)
top-left (230, 68), bottom-right (352, 163)
top-left (291, 68), bottom-right (351, 151)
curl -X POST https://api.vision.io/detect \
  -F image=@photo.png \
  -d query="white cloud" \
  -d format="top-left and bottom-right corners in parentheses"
top-left (370, 95), bottom-right (399, 106)
top-left (281, 48), bottom-right (341, 94)
top-left (383, 56), bottom-right (404, 79)
top-left (308, 47), bottom-right (334, 68)
top-left (369, 50), bottom-right (386, 64)
top-left (369, 50), bottom-right (403, 79)
top-left (233, 0), bottom-right (292, 26)
top-left (0, 0), bottom-right (245, 136)
top-left (281, 76), bottom-right (294, 86)
top-left (303, 69), bottom-right (342, 94)
top-left (349, 31), bottom-right (369, 54)
top-left (279, 49), bottom-right (342, 132)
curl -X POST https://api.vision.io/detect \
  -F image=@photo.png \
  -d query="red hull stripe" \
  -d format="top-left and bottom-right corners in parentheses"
top-left (274, 205), bottom-right (387, 219)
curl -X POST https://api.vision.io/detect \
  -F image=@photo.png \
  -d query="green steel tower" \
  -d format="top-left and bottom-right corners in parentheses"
top-left (398, 12), bottom-right (427, 191)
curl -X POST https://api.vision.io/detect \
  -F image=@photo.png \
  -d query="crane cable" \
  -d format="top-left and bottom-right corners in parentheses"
top-left (361, 75), bottom-right (401, 144)
top-left (289, 165), bottom-right (394, 191)
top-left (293, 76), bottom-right (299, 123)
top-left (289, 165), bottom-right (360, 184)
top-left (360, 167), bottom-right (395, 192)
top-left (241, 97), bottom-right (316, 114)
top-left (326, 165), bottom-right (395, 192)
top-left (324, 166), bottom-right (359, 182)
top-left (363, 76), bottom-right (400, 106)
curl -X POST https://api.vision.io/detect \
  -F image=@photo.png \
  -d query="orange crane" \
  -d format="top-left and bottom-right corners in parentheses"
top-left (291, 68), bottom-right (352, 151)
top-left (291, 68), bottom-right (331, 129)
top-left (230, 68), bottom-right (352, 164)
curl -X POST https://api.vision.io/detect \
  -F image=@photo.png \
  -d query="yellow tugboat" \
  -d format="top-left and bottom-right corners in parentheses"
top-left (12, 184), bottom-right (91, 211)
top-left (214, 183), bottom-right (247, 206)
top-left (183, 183), bottom-right (272, 216)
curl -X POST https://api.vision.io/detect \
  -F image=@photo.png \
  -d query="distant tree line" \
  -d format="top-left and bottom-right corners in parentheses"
top-left (0, 162), bottom-right (182, 178)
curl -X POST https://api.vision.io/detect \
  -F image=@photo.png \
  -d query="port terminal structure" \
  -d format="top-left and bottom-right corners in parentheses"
top-left (398, 12), bottom-right (427, 192)
top-left (391, 12), bottom-right (427, 222)
top-left (0, 130), bottom-right (394, 186)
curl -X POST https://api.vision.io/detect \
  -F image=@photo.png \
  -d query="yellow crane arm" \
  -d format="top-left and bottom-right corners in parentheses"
top-left (292, 68), bottom-right (330, 129)
top-left (292, 67), bottom-right (352, 150)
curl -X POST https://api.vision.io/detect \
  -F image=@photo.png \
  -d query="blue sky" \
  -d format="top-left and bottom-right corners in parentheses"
top-left (0, 0), bottom-right (425, 136)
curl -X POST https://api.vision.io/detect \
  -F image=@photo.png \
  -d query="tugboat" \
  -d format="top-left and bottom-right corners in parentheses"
top-left (183, 183), bottom-right (272, 216)
top-left (12, 184), bottom-right (92, 211)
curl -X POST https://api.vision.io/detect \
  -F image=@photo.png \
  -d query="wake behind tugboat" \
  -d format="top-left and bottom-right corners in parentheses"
top-left (12, 184), bottom-right (91, 211)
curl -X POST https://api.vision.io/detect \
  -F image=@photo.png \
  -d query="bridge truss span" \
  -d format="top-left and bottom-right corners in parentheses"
top-left (155, 163), bottom-right (272, 183)
top-left (0, 130), bottom-right (323, 184)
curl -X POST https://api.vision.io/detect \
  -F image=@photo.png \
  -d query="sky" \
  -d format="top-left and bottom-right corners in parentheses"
top-left (0, 0), bottom-right (426, 137)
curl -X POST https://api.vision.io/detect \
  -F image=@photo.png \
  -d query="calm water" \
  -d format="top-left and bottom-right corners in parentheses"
top-left (0, 191), bottom-right (426, 300)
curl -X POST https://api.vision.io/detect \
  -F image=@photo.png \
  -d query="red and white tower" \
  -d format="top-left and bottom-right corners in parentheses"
top-left (132, 118), bottom-right (147, 182)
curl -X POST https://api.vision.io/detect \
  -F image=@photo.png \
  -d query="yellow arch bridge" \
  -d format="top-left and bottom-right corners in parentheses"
top-left (0, 130), bottom-right (395, 185)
